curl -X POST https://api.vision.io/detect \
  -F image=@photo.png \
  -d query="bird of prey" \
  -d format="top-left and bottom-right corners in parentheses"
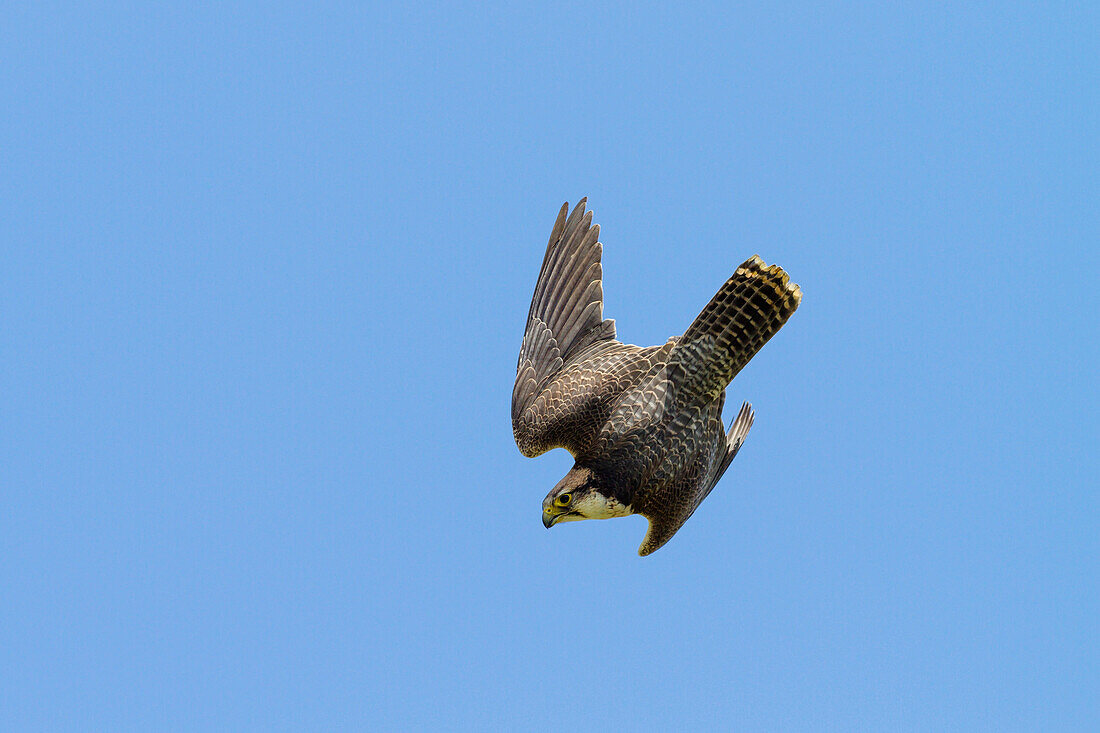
top-left (512, 199), bottom-right (802, 555)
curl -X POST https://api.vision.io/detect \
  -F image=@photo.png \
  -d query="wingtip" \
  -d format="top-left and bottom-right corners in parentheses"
top-left (637, 515), bottom-right (674, 556)
top-left (730, 400), bottom-right (754, 433)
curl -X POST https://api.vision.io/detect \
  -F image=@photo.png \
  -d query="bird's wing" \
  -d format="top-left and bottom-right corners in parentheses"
top-left (669, 255), bottom-right (801, 402)
top-left (632, 399), bottom-right (753, 556)
top-left (696, 400), bottom-right (753, 507)
top-left (635, 427), bottom-right (715, 556)
top-left (590, 337), bottom-right (679, 457)
top-left (512, 200), bottom-right (620, 457)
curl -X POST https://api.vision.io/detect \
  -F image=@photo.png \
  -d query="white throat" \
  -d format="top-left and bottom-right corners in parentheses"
top-left (573, 491), bottom-right (633, 520)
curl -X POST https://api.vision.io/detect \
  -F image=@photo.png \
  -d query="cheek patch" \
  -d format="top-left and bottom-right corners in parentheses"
top-left (572, 491), bottom-right (632, 520)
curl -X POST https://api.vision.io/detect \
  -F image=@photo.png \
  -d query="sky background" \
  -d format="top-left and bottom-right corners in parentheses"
top-left (2, 2), bottom-right (1097, 730)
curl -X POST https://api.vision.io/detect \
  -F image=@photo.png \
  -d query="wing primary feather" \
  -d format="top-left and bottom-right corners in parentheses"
top-left (548, 260), bottom-right (602, 342)
top-left (512, 199), bottom-right (620, 458)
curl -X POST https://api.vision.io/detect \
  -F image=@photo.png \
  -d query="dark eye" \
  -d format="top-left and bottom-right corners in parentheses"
top-left (556, 493), bottom-right (572, 506)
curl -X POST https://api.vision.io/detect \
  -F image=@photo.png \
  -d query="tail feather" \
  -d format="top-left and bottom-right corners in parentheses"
top-left (671, 255), bottom-right (801, 401)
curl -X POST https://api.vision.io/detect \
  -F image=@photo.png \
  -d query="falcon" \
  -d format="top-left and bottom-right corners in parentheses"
top-left (512, 199), bottom-right (802, 555)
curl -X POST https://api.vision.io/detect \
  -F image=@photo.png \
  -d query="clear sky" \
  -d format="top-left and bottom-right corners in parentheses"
top-left (2, 2), bottom-right (1097, 730)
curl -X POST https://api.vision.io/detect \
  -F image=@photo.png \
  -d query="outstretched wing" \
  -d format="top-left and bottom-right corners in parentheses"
top-left (670, 255), bottom-right (802, 402)
top-left (512, 200), bottom-right (619, 457)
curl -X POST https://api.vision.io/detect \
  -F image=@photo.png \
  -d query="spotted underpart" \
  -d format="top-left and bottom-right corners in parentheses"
top-left (513, 199), bottom-right (801, 556)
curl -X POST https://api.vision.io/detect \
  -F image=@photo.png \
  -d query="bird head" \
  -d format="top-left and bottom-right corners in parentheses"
top-left (542, 465), bottom-right (631, 528)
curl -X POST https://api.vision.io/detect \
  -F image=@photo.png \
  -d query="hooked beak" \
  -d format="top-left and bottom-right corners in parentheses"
top-left (544, 507), bottom-right (578, 528)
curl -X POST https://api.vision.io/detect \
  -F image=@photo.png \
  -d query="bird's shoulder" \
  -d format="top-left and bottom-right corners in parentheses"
top-left (513, 340), bottom-right (668, 459)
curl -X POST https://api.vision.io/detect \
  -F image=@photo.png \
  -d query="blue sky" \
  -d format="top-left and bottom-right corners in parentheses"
top-left (2, 2), bottom-right (1097, 730)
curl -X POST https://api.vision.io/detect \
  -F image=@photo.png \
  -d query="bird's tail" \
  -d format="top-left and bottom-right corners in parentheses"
top-left (670, 256), bottom-right (801, 402)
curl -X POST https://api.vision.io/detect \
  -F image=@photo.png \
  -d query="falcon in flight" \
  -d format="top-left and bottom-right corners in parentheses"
top-left (512, 199), bottom-right (802, 555)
